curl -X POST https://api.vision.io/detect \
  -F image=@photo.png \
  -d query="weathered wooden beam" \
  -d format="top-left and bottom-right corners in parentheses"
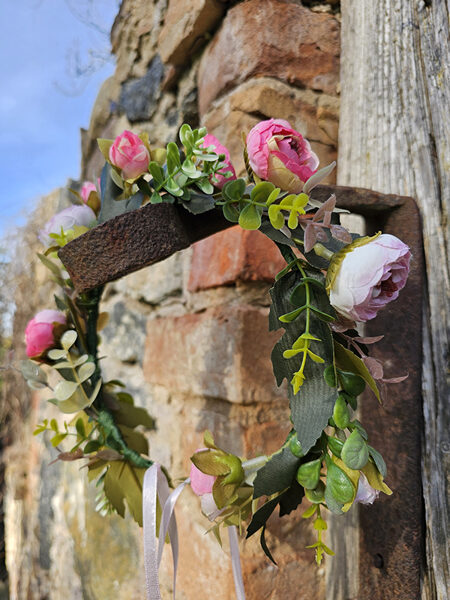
top-left (59, 184), bottom-right (409, 294)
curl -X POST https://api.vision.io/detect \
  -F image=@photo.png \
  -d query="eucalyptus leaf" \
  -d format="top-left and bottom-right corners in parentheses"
top-left (60, 330), bottom-right (77, 350)
top-left (20, 360), bottom-right (48, 384)
top-left (54, 380), bottom-right (78, 401)
top-left (222, 178), bottom-right (246, 202)
top-left (222, 202), bottom-right (240, 223)
top-left (78, 362), bottom-right (96, 383)
top-left (238, 203), bottom-right (262, 230)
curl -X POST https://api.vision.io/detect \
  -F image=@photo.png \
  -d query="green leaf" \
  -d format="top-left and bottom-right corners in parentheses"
top-left (253, 445), bottom-right (301, 498)
top-left (84, 440), bottom-right (102, 454)
top-left (179, 123), bottom-right (194, 152)
top-left (60, 330), bottom-right (77, 350)
top-left (77, 362), bottom-right (96, 383)
top-left (368, 445), bottom-right (387, 478)
top-left (148, 161), bottom-right (164, 184)
top-left (222, 178), bottom-right (246, 202)
top-left (222, 202), bottom-right (240, 223)
top-left (54, 380), bottom-right (78, 401)
top-left (89, 378), bottom-right (103, 404)
top-left (37, 253), bottom-right (61, 277)
top-left (260, 525), bottom-right (277, 565)
top-left (166, 142), bottom-right (181, 174)
top-left (20, 360), bottom-right (48, 384)
top-left (302, 504), bottom-right (318, 519)
top-left (328, 437), bottom-right (344, 458)
top-left (150, 190), bottom-right (163, 203)
top-left (98, 163), bottom-right (129, 223)
top-left (324, 483), bottom-right (344, 514)
top-left (180, 192), bottom-right (215, 215)
top-left (97, 138), bottom-right (113, 162)
top-left (250, 181), bottom-right (275, 204)
top-left (325, 456), bottom-right (355, 504)
top-left (118, 424), bottom-right (149, 456)
top-left (75, 418), bottom-right (86, 438)
top-left (238, 203), bottom-right (262, 230)
top-left (269, 271), bottom-right (338, 454)
top-left (333, 395), bottom-right (350, 429)
top-left (335, 342), bottom-right (380, 401)
top-left (113, 400), bottom-right (155, 429)
top-left (246, 495), bottom-right (280, 538)
top-left (181, 157), bottom-right (202, 179)
top-left (191, 450), bottom-right (230, 477)
top-left (163, 177), bottom-right (183, 196)
top-left (51, 432), bottom-right (68, 447)
top-left (196, 178), bottom-right (214, 195)
top-left (296, 458), bottom-right (322, 489)
top-left (106, 462), bottom-right (146, 526)
top-left (341, 430), bottom-right (369, 470)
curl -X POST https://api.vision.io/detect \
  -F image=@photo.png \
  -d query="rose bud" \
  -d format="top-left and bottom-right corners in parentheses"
top-left (201, 134), bottom-right (236, 189)
top-left (39, 205), bottom-right (96, 248)
top-left (25, 310), bottom-right (67, 359)
top-left (80, 181), bottom-right (97, 203)
top-left (109, 130), bottom-right (150, 181)
top-left (354, 473), bottom-right (380, 505)
top-left (328, 233), bottom-right (411, 322)
top-left (246, 118), bottom-right (319, 193)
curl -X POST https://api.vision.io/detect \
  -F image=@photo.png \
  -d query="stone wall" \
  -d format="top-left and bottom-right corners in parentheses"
top-left (3, 1), bottom-right (340, 598)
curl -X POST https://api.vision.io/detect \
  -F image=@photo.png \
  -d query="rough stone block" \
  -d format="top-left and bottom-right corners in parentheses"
top-left (188, 226), bottom-right (285, 291)
top-left (198, 0), bottom-right (340, 115)
top-left (143, 305), bottom-right (285, 404)
top-left (158, 0), bottom-right (224, 66)
top-left (119, 55), bottom-right (164, 122)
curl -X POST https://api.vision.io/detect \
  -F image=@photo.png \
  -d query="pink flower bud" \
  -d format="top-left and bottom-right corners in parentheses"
top-left (246, 119), bottom-right (319, 193)
top-left (329, 234), bottom-right (411, 322)
top-left (190, 461), bottom-right (216, 496)
top-left (109, 130), bottom-right (150, 181)
top-left (201, 134), bottom-right (236, 189)
top-left (25, 310), bottom-right (66, 359)
top-left (354, 473), bottom-right (380, 505)
top-left (80, 181), bottom-right (97, 203)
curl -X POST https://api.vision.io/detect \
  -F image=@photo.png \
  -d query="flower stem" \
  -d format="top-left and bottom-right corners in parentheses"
top-left (313, 243), bottom-right (334, 261)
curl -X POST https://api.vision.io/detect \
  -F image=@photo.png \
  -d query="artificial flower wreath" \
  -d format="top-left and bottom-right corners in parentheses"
top-left (22, 119), bottom-right (410, 595)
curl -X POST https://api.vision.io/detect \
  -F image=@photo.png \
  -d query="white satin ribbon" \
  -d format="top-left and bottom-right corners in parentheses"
top-left (228, 526), bottom-right (246, 600)
top-left (143, 464), bottom-right (246, 600)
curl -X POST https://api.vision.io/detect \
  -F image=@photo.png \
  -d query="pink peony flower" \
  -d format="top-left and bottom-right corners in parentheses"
top-left (354, 473), bottom-right (380, 505)
top-left (201, 134), bottom-right (236, 189)
top-left (39, 205), bottom-right (96, 248)
top-left (80, 181), bottom-right (97, 203)
top-left (25, 310), bottom-right (66, 359)
top-left (329, 234), bottom-right (411, 322)
top-left (246, 119), bottom-right (319, 193)
top-left (109, 130), bottom-right (150, 181)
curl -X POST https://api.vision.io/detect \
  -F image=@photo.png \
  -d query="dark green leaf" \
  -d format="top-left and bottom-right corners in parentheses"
top-left (253, 445), bottom-right (301, 498)
top-left (222, 202), bottom-right (240, 223)
top-left (180, 192), bottom-right (215, 215)
top-left (296, 458), bottom-right (322, 489)
top-left (246, 495), bottom-right (280, 538)
top-left (328, 437), bottom-right (344, 458)
top-left (368, 445), bottom-right (387, 478)
top-left (148, 161), bottom-right (164, 183)
top-left (113, 400), bottom-right (155, 429)
top-left (278, 480), bottom-right (305, 516)
top-left (84, 440), bottom-right (102, 454)
top-left (75, 418), bottom-right (85, 438)
top-left (99, 163), bottom-right (127, 223)
top-left (222, 178), bottom-right (246, 202)
top-left (261, 525), bottom-right (277, 565)
top-left (166, 142), bottom-right (181, 175)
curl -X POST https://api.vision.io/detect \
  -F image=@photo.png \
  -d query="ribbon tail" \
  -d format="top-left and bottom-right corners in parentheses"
top-left (228, 526), bottom-right (246, 600)
top-left (143, 465), bottom-right (162, 600)
top-left (157, 478), bottom-right (190, 599)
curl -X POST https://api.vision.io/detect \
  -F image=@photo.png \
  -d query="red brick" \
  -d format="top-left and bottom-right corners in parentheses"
top-left (188, 226), bottom-right (286, 292)
top-left (144, 305), bottom-right (284, 404)
top-left (198, 0), bottom-right (340, 115)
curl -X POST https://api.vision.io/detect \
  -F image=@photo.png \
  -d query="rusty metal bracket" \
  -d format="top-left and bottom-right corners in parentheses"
top-left (58, 184), bottom-right (424, 599)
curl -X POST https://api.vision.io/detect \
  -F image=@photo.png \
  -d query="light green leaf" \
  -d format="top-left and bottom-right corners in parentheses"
top-left (54, 380), bottom-right (78, 401)
top-left (51, 433), bottom-right (68, 447)
top-left (238, 203), bottom-right (262, 230)
top-left (20, 360), bottom-right (48, 383)
top-left (60, 330), bottom-right (77, 350)
top-left (47, 349), bottom-right (68, 360)
top-left (78, 362), bottom-right (96, 383)
top-left (148, 161), bottom-right (164, 183)
top-left (37, 253), bottom-right (61, 277)
top-left (341, 430), bottom-right (369, 470)
top-left (89, 378), bottom-right (103, 404)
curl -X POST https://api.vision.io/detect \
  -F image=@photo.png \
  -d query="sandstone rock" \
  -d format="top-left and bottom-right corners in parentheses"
top-left (143, 305), bottom-right (285, 404)
top-left (158, 0), bottom-right (224, 66)
top-left (188, 226), bottom-right (286, 291)
top-left (198, 0), bottom-right (340, 115)
top-left (201, 77), bottom-right (339, 180)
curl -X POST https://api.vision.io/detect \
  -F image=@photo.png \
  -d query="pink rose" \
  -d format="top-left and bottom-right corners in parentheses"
top-left (25, 310), bottom-right (66, 359)
top-left (246, 119), bottom-right (319, 193)
top-left (80, 181), bottom-right (97, 203)
top-left (329, 234), bottom-right (411, 322)
top-left (109, 130), bottom-right (150, 181)
top-left (354, 473), bottom-right (380, 505)
top-left (201, 134), bottom-right (236, 189)
top-left (39, 205), bottom-right (96, 248)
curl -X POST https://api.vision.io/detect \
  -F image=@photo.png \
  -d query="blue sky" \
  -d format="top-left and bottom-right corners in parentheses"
top-left (0, 0), bottom-right (119, 237)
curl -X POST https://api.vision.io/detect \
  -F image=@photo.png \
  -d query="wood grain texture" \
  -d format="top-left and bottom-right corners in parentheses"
top-left (337, 2), bottom-right (449, 598)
